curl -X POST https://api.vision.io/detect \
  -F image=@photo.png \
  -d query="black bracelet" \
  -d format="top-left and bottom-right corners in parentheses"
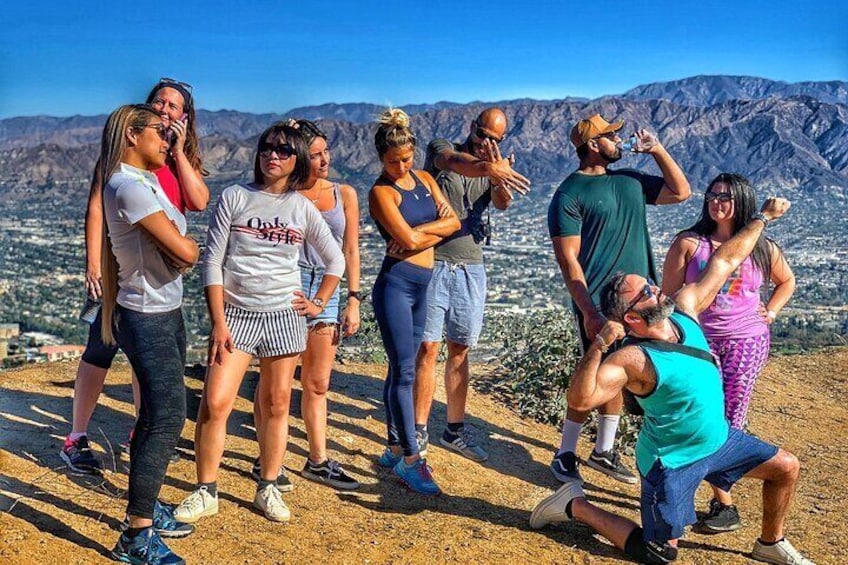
top-left (348, 290), bottom-right (364, 301)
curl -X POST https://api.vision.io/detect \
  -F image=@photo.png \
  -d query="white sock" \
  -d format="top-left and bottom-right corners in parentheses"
top-left (557, 419), bottom-right (583, 455)
top-left (68, 431), bottom-right (86, 442)
top-left (596, 414), bottom-right (620, 453)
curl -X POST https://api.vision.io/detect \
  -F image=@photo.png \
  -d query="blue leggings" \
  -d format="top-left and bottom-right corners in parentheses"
top-left (372, 258), bottom-right (432, 457)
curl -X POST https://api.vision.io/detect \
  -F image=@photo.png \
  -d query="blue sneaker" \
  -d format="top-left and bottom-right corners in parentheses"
top-left (378, 447), bottom-right (402, 468)
top-left (111, 527), bottom-right (185, 564)
top-left (393, 458), bottom-right (441, 496)
top-left (120, 501), bottom-right (194, 539)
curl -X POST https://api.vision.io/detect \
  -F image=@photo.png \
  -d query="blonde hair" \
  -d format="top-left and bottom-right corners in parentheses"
top-left (98, 104), bottom-right (160, 344)
top-left (374, 108), bottom-right (416, 157)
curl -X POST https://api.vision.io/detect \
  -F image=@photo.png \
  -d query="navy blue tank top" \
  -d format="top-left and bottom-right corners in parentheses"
top-left (375, 171), bottom-right (439, 242)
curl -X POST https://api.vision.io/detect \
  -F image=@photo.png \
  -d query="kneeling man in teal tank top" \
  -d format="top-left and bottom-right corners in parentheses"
top-left (530, 196), bottom-right (815, 565)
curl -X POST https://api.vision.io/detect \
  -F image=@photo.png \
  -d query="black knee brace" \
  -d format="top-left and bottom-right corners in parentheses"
top-left (624, 528), bottom-right (679, 564)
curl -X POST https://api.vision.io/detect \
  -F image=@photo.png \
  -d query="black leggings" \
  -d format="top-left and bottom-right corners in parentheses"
top-left (117, 305), bottom-right (186, 519)
top-left (372, 258), bottom-right (432, 457)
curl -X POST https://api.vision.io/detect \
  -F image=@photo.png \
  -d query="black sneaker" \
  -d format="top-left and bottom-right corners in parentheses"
top-left (120, 500), bottom-right (195, 539)
top-left (302, 459), bottom-right (360, 490)
top-left (60, 436), bottom-right (103, 474)
top-left (251, 458), bottom-right (293, 493)
top-left (550, 451), bottom-right (583, 483)
top-left (585, 449), bottom-right (638, 484)
top-left (702, 498), bottom-right (742, 533)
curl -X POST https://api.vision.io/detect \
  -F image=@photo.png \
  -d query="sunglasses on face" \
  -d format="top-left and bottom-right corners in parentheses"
top-left (474, 123), bottom-right (505, 143)
top-left (594, 131), bottom-right (619, 141)
top-left (705, 192), bottom-right (733, 203)
top-left (258, 142), bottom-right (295, 159)
top-left (145, 123), bottom-right (170, 141)
top-left (623, 278), bottom-right (657, 316)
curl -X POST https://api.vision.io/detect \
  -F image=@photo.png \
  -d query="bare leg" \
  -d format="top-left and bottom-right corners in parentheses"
top-left (300, 325), bottom-right (338, 463)
top-left (256, 354), bottom-right (298, 481)
top-left (194, 350), bottom-right (253, 483)
top-left (70, 361), bottom-right (109, 434)
top-left (711, 484), bottom-right (734, 505)
top-left (413, 341), bottom-right (440, 426)
top-left (571, 497), bottom-right (644, 551)
top-left (443, 340), bottom-right (470, 423)
top-left (743, 448), bottom-right (800, 542)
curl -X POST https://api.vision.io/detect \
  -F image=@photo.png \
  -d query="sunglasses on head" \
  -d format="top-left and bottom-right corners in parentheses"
top-left (258, 142), bottom-right (295, 159)
top-left (623, 278), bottom-right (657, 316)
top-left (158, 77), bottom-right (193, 95)
top-left (474, 122), bottom-right (505, 143)
top-left (705, 192), bottom-right (733, 203)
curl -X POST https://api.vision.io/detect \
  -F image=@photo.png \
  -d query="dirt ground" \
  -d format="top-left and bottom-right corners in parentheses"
top-left (1, 349), bottom-right (846, 564)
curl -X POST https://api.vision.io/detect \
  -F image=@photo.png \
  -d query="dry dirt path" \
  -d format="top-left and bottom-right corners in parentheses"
top-left (1, 350), bottom-right (846, 564)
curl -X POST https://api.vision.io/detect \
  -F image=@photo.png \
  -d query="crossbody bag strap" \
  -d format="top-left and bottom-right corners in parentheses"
top-left (628, 338), bottom-right (718, 367)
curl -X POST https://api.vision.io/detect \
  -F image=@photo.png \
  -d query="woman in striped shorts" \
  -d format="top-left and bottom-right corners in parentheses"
top-left (174, 122), bottom-right (345, 524)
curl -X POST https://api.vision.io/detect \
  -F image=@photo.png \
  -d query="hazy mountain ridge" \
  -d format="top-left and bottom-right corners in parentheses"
top-left (1, 76), bottom-right (847, 197)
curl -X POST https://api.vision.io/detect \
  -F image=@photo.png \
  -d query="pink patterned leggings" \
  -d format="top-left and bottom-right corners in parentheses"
top-left (707, 332), bottom-right (771, 430)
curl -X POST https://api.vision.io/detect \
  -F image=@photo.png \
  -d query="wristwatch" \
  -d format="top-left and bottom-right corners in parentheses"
top-left (348, 290), bottom-right (364, 302)
top-left (752, 212), bottom-right (770, 227)
top-left (312, 297), bottom-right (325, 311)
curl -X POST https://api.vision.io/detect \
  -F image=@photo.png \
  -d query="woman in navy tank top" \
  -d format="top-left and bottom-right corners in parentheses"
top-left (369, 109), bottom-right (460, 495)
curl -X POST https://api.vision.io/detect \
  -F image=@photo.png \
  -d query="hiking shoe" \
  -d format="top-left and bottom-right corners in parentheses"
top-left (60, 436), bottom-right (103, 474)
top-left (111, 527), bottom-right (185, 565)
top-left (439, 427), bottom-right (489, 463)
top-left (393, 458), bottom-right (441, 496)
top-left (550, 451), bottom-right (583, 483)
top-left (251, 458), bottom-right (293, 493)
top-left (120, 500), bottom-right (194, 539)
top-left (254, 483), bottom-right (290, 522)
top-left (586, 449), bottom-right (638, 484)
top-left (702, 498), bottom-right (742, 533)
top-left (173, 486), bottom-right (219, 523)
top-left (302, 459), bottom-right (360, 490)
top-left (752, 538), bottom-right (816, 565)
top-left (378, 447), bottom-right (402, 468)
top-left (529, 478), bottom-right (586, 529)
top-left (416, 429), bottom-right (429, 457)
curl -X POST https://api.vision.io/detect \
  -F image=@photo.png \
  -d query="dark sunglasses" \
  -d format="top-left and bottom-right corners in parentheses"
top-left (593, 131), bottom-right (619, 141)
top-left (158, 77), bottom-right (193, 94)
top-left (623, 278), bottom-right (657, 316)
top-left (473, 122), bottom-right (505, 143)
top-left (144, 123), bottom-right (170, 141)
top-left (258, 142), bottom-right (295, 159)
top-left (705, 192), bottom-right (733, 203)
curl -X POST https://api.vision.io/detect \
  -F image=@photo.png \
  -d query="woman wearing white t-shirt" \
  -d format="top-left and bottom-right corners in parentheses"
top-left (175, 122), bottom-right (344, 524)
top-left (99, 104), bottom-right (200, 564)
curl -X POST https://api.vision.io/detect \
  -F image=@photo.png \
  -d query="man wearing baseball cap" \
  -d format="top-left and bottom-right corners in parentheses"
top-left (546, 113), bottom-right (691, 484)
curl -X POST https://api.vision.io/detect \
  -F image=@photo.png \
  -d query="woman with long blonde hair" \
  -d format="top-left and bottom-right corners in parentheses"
top-left (99, 103), bottom-right (199, 564)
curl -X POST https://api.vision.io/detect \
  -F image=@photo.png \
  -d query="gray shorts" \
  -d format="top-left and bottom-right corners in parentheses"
top-left (225, 303), bottom-right (306, 358)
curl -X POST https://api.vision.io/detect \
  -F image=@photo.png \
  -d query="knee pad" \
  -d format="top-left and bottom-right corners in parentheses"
top-left (624, 528), bottom-right (678, 564)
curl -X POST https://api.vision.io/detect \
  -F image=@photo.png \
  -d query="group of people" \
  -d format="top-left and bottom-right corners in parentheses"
top-left (57, 77), bottom-right (812, 564)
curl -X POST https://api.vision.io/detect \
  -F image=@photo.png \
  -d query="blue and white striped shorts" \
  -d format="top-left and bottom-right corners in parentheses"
top-left (224, 303), bottom-right (307, 358)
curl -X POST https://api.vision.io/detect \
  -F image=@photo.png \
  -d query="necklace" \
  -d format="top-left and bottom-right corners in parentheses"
top-left (305, 184), bottom-right (331, 204)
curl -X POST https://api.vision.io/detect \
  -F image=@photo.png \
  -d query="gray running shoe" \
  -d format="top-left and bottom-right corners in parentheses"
top-left (702, 498), bottom-right (742, 533)
top-left (302, 459), bottom-right (360, 490)
top-left (550, 451), bottom-right (583, 483)
top-left (251, 458), bottom-right (293, 493)
top-left (60, 436), bottom-right (103, 474)
top-left (416, 429), bottom-right (429, 457)
top-left (439, 427), bottom-right (489, 462)
top-left (586, 449), bottom-right (637, 484)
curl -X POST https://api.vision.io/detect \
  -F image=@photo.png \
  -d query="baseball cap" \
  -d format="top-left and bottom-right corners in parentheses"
top-left (570, 114), bottom-right (625, 148)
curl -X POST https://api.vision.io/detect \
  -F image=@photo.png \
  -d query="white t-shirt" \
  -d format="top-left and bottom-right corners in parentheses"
top-left (103, 163), bottom-right (187, 313)
top-left (202, 183), bottom-right (344, 311)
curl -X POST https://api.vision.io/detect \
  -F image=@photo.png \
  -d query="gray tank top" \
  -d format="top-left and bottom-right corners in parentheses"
top-left (299, 182), bottom-right (345, 269)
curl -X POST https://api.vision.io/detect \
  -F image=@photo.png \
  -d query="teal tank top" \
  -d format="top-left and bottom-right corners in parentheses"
top-left (632, 310), bottom-right (729, 476)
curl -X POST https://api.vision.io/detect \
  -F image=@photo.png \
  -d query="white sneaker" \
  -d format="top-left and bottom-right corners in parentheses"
top-left (173, 486), bottom-right (219, 523)
top-left (529, 479), bottom-right (585, 529)
top-left (254, 483), bottom-right (290, 522)
top-left (752, 538), bottom-right (815, 565)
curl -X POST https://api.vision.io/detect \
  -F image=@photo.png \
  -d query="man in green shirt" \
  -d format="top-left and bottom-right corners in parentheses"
top-left (531, 197), bottom-right (814, 565)
top-left (547, 114), bottom-right (691, 484)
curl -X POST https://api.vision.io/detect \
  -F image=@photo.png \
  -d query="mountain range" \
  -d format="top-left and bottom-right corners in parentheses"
top-left (1, 75), bottom-right (846, 199)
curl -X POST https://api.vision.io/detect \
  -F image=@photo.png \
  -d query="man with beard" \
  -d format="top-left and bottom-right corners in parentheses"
top-left (531, 196), bottom-right (815, 565)
top-left (414, 108), bottom-right (530, 462)
top-left (547, 114), bottom-right (690, 484)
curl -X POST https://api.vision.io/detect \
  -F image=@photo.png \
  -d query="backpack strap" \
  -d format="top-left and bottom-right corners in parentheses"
top-left (626, 338), bottom-right (718, 368)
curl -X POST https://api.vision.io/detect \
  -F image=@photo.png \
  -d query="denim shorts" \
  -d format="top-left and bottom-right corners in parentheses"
top-left (421, 260), bottom-right (486, 347)
top-left (640, 428), bottom-right (778, 542)
top-left (300, 265), bottom-right (341, 327)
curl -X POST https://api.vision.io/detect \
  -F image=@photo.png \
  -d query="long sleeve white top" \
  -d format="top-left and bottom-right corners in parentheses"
top-left (202, 183), bottom-right (344, 311)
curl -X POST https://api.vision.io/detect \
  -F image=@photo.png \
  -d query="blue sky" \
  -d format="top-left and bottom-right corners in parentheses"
top-left (1, 0), bottom-right (845, 118)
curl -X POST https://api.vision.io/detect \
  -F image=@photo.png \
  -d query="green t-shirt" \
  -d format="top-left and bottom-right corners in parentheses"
top-left (547, 169), bottom-right (663, 305)
top-left (425, 138), bottom-right (492, 264)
